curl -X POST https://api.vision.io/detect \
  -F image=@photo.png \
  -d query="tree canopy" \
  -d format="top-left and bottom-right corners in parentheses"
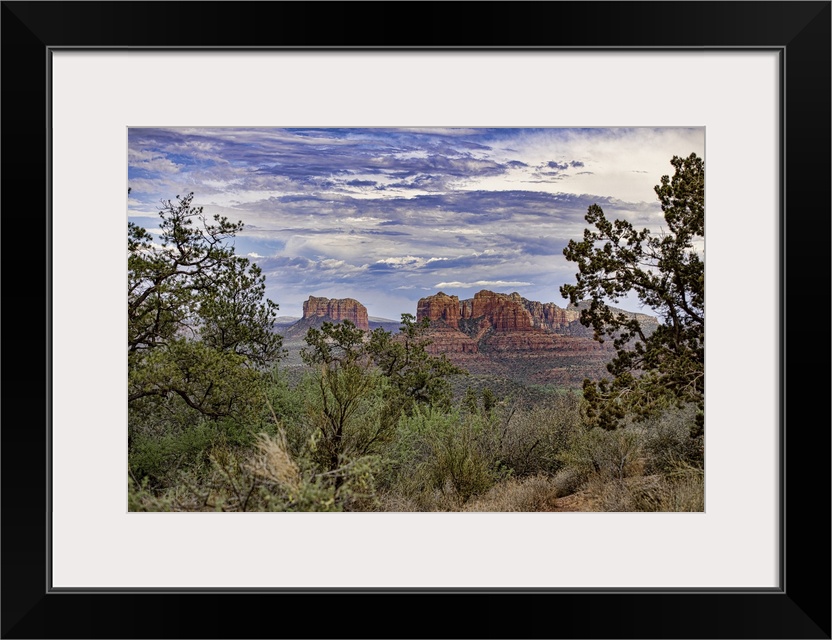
top-left (560, 153), bottom-right (704, 435)
top-left (367, 313), bottom-right (464, 412)
top-left (128, 193), bottom-right (283, 418)
top-left (299, 315), bottom-right (466, 481)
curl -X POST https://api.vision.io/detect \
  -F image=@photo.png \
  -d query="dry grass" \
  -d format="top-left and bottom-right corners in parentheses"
top-left (635, 463), bottom-right (704, 512)
top-left (585, 462), bottom-right (704, 512)
top-left (463, 474), bottom-right (562, 511)
top-left (247, 431), bottom-right (302, 493)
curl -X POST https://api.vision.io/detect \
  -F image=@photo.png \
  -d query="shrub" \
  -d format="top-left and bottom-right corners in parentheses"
top-left (642, 403), bottom-right (704, 473)
top-left (558, 425), bottom-right (645, 481)
top-left (129, 419), bottom-right (219, 487)
top-left (463, 474), bottom-right (561, 512)
top-left (497, 391), bottom-right (583, 476)
top-left (387, 407), bottom-right (509, 508)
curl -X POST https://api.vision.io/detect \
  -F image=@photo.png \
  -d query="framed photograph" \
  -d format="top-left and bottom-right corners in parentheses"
top-left (2, 2), bottom-right (829, 638)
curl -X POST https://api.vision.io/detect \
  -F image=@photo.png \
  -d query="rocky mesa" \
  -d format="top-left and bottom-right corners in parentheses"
top-left (416, 291), bottom-right (462, 329)
top-left (418, 290), bottom-right (584, 336)
top-left (418, 289), bottom-right (658, 339)
top-left (285, 296), bottom-right (370, 336)
top-left (414, 290), bottom-right (658, 387)
top-left (302, 296), bottom-right (370, 331)
top-left (280, 290), bottom-right (659, 388)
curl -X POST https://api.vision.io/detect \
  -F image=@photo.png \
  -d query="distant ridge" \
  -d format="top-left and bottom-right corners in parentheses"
top-left (416, 289), bottom-right (658, 338)
top-left (411, 289), bottom-right (659, 387)
top-left (276, 291), bottom-right (659, 388)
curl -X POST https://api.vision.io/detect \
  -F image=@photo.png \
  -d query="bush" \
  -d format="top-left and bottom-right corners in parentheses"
top-left (558, 425), bottom-right (645, 481)
top-left (633, 461), bottom-right (704, 512)
top-left (584, 460), bottom-right (704, 512)
top-left (129, 419), bottom-right (219, 487)
top-left (386, 407), bottom-right (509, 508)
top-left (642, 403), bottom-right (704, 473)
top-left (497, 391), bottom-right (583, 477)
top-left (129, 428), bottom-right (383, 512)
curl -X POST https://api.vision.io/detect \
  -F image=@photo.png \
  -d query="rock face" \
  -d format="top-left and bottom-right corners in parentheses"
top-left (419, 290), bottom-right (581, 335)
top-left (281, 290), bottom-right (659, 389)
top-left (302, 296), bottom-right (369, 331)
top-left (418, 289), bottom-right (657, 339)
top-left (568, 300), bottom-right (660, 337)
top-left (417, 289), bottom-right (579, 358)
top-left (416, 291), bottom-right (461, 329)
top-left (460, 290), bottom-right (534, 332)
top-left (519, 296), bottom-right (582, 332)
top-left (420, 325), bottom-right (479, 354)
top-left (414, 289), bottom-right (658, 386)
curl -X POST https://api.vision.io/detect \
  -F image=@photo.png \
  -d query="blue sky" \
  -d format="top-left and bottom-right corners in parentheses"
top-left (128, 127), bottom-right (704, 320)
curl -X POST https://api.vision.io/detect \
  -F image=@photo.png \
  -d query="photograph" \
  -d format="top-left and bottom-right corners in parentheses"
top-left (127, 126), bottom-right (705, 513)
top-left (3, 0), bottom-right (829, 635)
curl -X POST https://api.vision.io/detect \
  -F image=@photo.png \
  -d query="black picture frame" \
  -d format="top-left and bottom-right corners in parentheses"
top-left (2, 2), bottom-right (829, 638)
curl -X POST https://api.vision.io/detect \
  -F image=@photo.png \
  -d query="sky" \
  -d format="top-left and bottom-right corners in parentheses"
top-left (128, 127), bottom-right (704, 320)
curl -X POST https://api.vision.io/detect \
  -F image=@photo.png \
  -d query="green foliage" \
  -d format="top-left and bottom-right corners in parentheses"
top-left (128, 476), bottom-right (178, 512)
top-left (300, 320), bottom-right (398, 482)
top-left (128, 192), bottom-right (283, 419)
top-left (558, 426), bottom-right (644, 482)
top-left (129, 425), bottom-right (382, 513)
top-left (129, 419), bottom-right (218, 485)
top-left (497, 391), bottom-right (583, 476)
top-left (641, 403), bottom-right (704, 473)
top-left (129, 338), bottom-right (263, 419)
top-left (261, 367), bottom-right (308, 451)
top-left (462, 386), bottom-right (479, 414)
top-left (460, 384), bottom-right (500, 418)
top-left (388, 407), bottom-right (510, 507)
top-left (300, 316), bottom-right (467, 481)
top-left (481, 387), bottom-right (497, 413)
top-left (367, 313), bottom-right (466, 413)
top-left (561, 154), bottom-right (704, 434)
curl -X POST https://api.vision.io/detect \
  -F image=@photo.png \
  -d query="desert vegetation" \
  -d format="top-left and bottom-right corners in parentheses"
top-left (128, 154), bottom-right (704, 512)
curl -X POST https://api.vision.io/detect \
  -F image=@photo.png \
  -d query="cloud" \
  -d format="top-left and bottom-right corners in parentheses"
top-left (127, 126), bottom-right (704, 318)
top-left (128, 148), bottom-right (183, 174)
top-left (547, 161), bottom-right (569, 171)
top-left (376, 256), bottom-right (422, 266)
top-left (434, 280), bottom-right (533, 289)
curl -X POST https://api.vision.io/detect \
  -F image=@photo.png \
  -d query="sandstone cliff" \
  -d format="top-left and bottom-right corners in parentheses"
top-left (419, 289), bottom-right (582, 335)
top-left (417, 290), bottom-right (657, 339)
top-left (280, 290), bottom-right (658, 389)
top-left (413, 290), bottom-right (660, 386)
top-left (298, 295), bottom-right (370, 331)
top-left (416, 291), bottom-right (461, 329)
top-left (517, 295), bottom-right (582, 332)
top-left (459, 290), bottom-right (535, 332)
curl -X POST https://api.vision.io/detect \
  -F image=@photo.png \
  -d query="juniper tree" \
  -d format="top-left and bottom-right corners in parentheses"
top-left (128, 192), bottom-right (283, 419)
top-left (560, 153), bottom-right (704, 436)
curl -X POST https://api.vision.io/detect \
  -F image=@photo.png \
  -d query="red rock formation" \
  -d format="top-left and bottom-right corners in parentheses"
top-left (416, 292), bottom-right (461, 329)
top-left (302, 296), bottom-right (369, 331)
top-left (421, 326), bottom-right (479, 355)
top-left (517, 295), bottom-right (582, 331)
top-left (461, 290), bottom-right (534, 332)
top-left (412, 289), bottom-right (658, 388)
